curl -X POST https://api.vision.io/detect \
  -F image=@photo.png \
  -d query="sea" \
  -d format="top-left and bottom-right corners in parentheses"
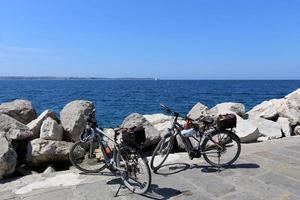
top-left (0, 80), bottom-right (299, 128)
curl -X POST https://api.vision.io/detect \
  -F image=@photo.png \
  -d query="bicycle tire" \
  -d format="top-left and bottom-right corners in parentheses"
top-left (202, 130), bottom-right (241, 167)
top-left (150, 135), bottom-right (174, 171)
top-left (116, 145), bottom-right (151, 194)
top-left (69, 141), bottom-right (107, 173)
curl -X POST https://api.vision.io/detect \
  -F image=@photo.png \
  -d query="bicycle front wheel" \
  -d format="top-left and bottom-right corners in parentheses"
top-left (202, 130), bottom-right (241, 167)
top-left (69, 141), bottom-right (107, 173)
top-left (150, 135), bottom-right (174, 171)
top-left (116, 145), bottom-right (151, 194)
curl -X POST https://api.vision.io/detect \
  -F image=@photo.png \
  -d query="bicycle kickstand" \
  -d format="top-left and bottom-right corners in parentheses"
top-left (114, 183), bottom-right (123, 197)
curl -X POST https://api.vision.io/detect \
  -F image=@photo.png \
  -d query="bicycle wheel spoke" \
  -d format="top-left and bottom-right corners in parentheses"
top-left (202, 131), bottom-right (241, 167)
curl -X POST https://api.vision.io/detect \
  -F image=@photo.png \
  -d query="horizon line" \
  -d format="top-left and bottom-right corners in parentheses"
top-left (0, 76), bottom-right (299, 81)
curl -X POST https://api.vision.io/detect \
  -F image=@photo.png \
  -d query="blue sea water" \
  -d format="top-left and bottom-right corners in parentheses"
top-left (0, 80), bottom-right (299, 128)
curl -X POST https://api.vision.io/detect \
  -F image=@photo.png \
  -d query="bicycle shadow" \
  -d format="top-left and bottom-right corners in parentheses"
top-left (106, 178), bottom-right (183, 200)
top-left (154, 162), bottom-right (260, 175)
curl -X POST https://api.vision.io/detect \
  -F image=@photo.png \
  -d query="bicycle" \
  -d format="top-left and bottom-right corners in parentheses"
top-left (69, 109), bottom-right (151, 194)
top-left (150, 104), bottom-right (241, 171)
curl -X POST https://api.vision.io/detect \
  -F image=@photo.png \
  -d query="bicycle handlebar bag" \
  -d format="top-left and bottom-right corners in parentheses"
top-left (121, 126), bottom-right (146, 146)
top-left (217, 114), bottom-right (237, 130)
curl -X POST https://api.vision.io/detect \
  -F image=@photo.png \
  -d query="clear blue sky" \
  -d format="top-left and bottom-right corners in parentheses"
top-left (0, 0), bottom-right (300, 79)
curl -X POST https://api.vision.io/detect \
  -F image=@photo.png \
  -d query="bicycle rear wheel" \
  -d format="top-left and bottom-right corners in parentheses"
top-left (201, 130), bottom-right (241, 167)
top-left (69, 141), bottom-right (107, 173)
top-left (116, 145), bottom-right (151, 194)
top-left (150, 135), bottom-right (174, 171)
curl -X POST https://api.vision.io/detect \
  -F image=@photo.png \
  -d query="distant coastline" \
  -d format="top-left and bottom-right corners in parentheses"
top-left (0, 76), bottom-right (156, 80)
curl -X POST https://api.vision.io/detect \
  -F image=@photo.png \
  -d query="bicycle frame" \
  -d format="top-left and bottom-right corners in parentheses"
top-left (84, 127), bottom-right (126, 172)
top-left (168, 117), bottom-right (225, 156)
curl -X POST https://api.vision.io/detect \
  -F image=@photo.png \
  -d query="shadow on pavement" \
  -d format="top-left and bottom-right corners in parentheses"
top-left (154, 162), bottom-right (260, 175)
top-left (107, 178), bottom-right (183, 200)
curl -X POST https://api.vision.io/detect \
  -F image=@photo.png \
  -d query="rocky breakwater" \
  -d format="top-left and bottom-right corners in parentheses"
top-left (0, 100), bottom-right (92, 180)
top-left (1, 88), bottom-right (300, 180)
top-left (121, 88), bottom-right (300, 150)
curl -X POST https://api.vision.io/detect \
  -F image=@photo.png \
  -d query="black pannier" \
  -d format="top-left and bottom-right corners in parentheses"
top-left (217, 114), bottom-right (237, 130)
top-left (121, 126), bottom-right (146, 146)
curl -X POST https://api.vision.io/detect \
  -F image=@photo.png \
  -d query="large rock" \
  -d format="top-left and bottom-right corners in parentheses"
top-left (0, 114), bottom-right (33, 140)
top-left (207, 103), bottom-right (259, 143)
top-left (143, 114), bottom-right (174, 135)
top-left (0, 99), bottom-right (37, 124)
top-left (276, 90), bottom-right (300, 125)
top-left (121, 113), bottom-right (161, 147)
top-left (26, 138), bottom-right (74, 165)
top-left (27, 110), bottom-right (58, 138)
top-left (294, 126), bottom-right (300, 136)
top-left (277, 117), bottom-right (292, 137)
top-left (247, 100), bottom-right (279, 120)
top-left (210, 102), bottom-right (246, 117)
top-left (187, 102), bottom-right (210, 120)
top-left (40, 117), bottom-right (63, 141)
top-left (235, 115), bottom-right (260, 143)
top-left (60, 100), bottom-right (94, 142)
top-left (247, 89), bottom-right (300, 125)
top-left (249, 117), bottom-right (282, 140)
top-left (0, 135), bottom-right (17, 179)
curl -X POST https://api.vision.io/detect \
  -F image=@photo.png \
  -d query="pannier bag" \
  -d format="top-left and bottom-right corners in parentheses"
top-left (121, 126), bottom-right (146, 146)
top-left (217, 114), bottom-right (237, 130)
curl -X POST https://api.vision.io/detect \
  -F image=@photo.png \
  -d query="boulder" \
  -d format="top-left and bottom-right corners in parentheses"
top-left (294, 126), bottom-right (300, 136)
top-left (207, 103), bottom-right (259, 143)
top-left (0, 114), bottom-right (33, 140)
top-left (26, 138), bottom-right (74, 165)
top-left (0, 99), bottom-right (37, 124)
top-left (143, 114), bottom-right (174, 135)
top-left (40, 117), bottom-right (63, 141)
top-left (187, 102), bottom-right (210, 120)
top-left (0, 135), bottom-right (17, 179)
top-left (60, 100), bottom-right (94, 142)
top-left (43, 165), bottom-right (56, 174)
top-left (247, 100), bottom-right (279, 120)
top-left (277, 117), bottom-right (292, 137)
top-left (234, 115), bottom-right (260, 143)
top-left (249, 117), bottom-right (282, 140)
top-left (210, 102), bottom-right (246, 117)
top-left (276, 99), bottom-right (300, 126)
top-left (121, 113), bottom-right (161, 147)
top-left (27, 109), bottom-right (58, 138)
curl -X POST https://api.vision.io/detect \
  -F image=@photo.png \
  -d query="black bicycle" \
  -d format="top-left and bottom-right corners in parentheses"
top-left (69, 109), bottom-right (151, 194)
top-left (150, 104), bottom-right (241, 171)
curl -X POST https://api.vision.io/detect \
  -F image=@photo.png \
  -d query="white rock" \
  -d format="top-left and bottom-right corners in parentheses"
top-left (60, 100), bottom-right (94, 142)
top-left (121, 113), bottom-right (161, 147)
top-left (249, 117), bottom-right (282, 140)
top-left (247, 100), bottom-right (279, 120)
top-left (276, 117), bottom-right (292, 137)
top-left (0, 99), bottom-right (37, 124)
top-left (0, 114), bottom-right (33, 140)
top-left (187, 102), bottom-right (210, 120)
top-left (43, 166), bottom-right (56, 174)
top-left (294, 125), bottom-right (300, 136)
top-left (26, 138), bottom-right (75, 165)
top-left (0, 135), bottom-right (17, 179)
top-left (27, 110), bottom-right (58, 138)
top-left (234, 115), bottom-right (260, 143)
top-left (211, 102), bottom-right (246, 117)
top-left (40, 117), bottom-right (63, 141)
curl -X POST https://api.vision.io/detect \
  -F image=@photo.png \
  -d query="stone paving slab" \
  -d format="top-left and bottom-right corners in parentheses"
top-left (1, 136), bottom-right (300, 200)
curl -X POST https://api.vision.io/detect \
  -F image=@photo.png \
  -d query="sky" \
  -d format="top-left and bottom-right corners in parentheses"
top-left (0, 0), bottom-right (300, 79)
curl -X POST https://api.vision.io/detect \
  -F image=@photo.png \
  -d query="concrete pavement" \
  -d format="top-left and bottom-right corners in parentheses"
top-left (1, 136), bottom-right (300, 200)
